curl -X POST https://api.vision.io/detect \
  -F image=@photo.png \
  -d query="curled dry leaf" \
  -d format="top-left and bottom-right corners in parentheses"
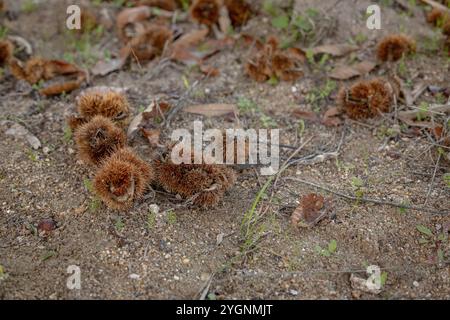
top-left (245, 36), bottom-right (305, 83)
top-left (37, 218), bottom-right (57, 233)
top-left (184, 103), bottom-right (238, 117)
top-left (9, 57), bottom-right (86, 96)
top-left (311, 44), bottom-right (359, 57)
top-left (291, 193), bottom-right (332, 228)
top-left (116, 6), bottom-right (152, 43)
top-left (329, 61), bottom-right (377, 80)
top-left (398, 104), bottom-right (450, 128)
top-left (127, 24), bottom-right (173, 61)
top-left (168, 28), bottom-right (209, 65)
top-left (141, 128), bottom-right (161, 147)
top-left (321, 106), bottom-right (343, 127)
top-left (127, 100), bottom-right (171, 138)
top-left (291, 109), bottom-right (320, 122)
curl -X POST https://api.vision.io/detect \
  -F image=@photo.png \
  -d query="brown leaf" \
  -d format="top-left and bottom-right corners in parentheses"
top-left (127, 100), bottom-right (170, 138)
top-left (291, 109), bottom-right (320, 122)
top-left (37, 218), bottom-right (57, 233)
top-left (141, 128), bottom-right (161, 147)
top-left (311, 44), bottom-right (359, 57)
top-left (116, 6), bottom-right (152, 42)
top-left (170, 28), bottom-right (209, 53)
top-left (39, 79), bottom-right (84, 96)
top-left (168, 28), bottom-right (210, 65)
top-left (321, 106), bottom-right (343, 127)
top-left (291, 193), bottom-right (331, 228)
top-left (199, 64), bottom-right (220, 76)
top-left (91, 57), bottom-right (128, 76)
top-left (184, 103), bottom-right (238, 117)
top-left (329, 61), bottom-right (377, 80)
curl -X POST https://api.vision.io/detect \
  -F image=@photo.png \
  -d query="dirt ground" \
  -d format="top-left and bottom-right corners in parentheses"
top-left (0, 0), bottom-right (449, 300)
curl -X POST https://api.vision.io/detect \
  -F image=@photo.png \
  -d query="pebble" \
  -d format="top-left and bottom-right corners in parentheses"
top-left (289, 289), bottom-right (299, 296)
top-left (129, 274), bottom-right (140, 280)
top-left (413, 281), bottom-right (420, 288)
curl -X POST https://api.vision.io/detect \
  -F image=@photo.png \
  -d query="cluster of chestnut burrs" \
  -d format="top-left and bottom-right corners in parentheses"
top-left (68, 89), bottom-right (236, 210)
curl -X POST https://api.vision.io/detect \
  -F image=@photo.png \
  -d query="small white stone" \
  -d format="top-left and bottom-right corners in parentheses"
top-left (289, 289), bottom-right (299, 296)
top-left (129, 273), bottom-right (140, 280)
top-left (204, 88), bottom-right (211, 94)
top-left (174, 275), bottom-right (180, 281)
top-left (413, 281), bottom-right (419, 287)
top-left (43, 147), bottom-right (50, 154)
top-left (291, 86), bottom-right (298, 93)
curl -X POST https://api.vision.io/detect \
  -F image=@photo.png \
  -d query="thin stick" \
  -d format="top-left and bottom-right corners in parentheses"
top-left (284, 177), bottom-right (448, 216)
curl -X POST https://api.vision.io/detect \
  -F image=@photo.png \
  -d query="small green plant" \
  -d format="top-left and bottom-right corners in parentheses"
top-left (147, 209), bottom-right (156, 230)
top-left (272, 14), bottom-right (290, 29)
top-left (22, 0), bottom-right (37, 13)
top-left (63, 126), bottom-right (73, 143)
top-left (260, 114), bottom-right (277, 128)
top-left (352, 33), bottom-right (368, 45)
top-left (443, 173), bottom-right (450, 188)
top-left (26, 149), bottom-right (38, 162)
top-left (0, 26), bottom-right (8, 40)
top-left (315, 239), bottom-right (337, 257)
top-left (167, 209), bottom-right (177, 225)
top-left (267, 75), bottom-right (279, 86)
top-left (115, 217), bottom-right (125, 231)
top-left (83, 178), bottom-right (93, 193)
top-left (41, 250), bottom-right (57, 261)
top-left (241, 177), bottom-right (274, 255)
top-left (416, 225), bottom-right (448, 263)
top-left (88, 197), bottom-right (101, 212)
top-left (0, 265), bottom-right (8, 281)
top-left (306, 80), bottom-right (336, 110)
top-left (351, 176), bottom-right (364, 199)
top-left (237, 97), bottom-right (259, 114)
top-left (416, 102), bottom-right (429, 121)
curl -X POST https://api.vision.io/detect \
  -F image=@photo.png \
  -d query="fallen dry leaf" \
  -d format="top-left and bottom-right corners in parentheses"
top-left (91, 56), bottom-right (128, 76)
top-left (398, 104), bottom-right (450, 128)
top-left (321, 106), bottom-right (343, 127)
top-left (329, 61), bottom-right (377, 80)
top-left (291, 109), bottom-right (320, 122)
top-left (141, 128), bottom-right (161, 147)
top-left (168, 28), bottom-right (210, 65)
top-left (311, 44), bottom-right (359, 57)
top-left (291, 193), bottom-right (332, 228)
top-left (9, 57), bottom-right (86, 95)
top-left (184, 103), bottom-right (238, 117)
top-left (127, 100), bottom-right (171, 138)
top-left (116, 6), bottom-right (152, 42)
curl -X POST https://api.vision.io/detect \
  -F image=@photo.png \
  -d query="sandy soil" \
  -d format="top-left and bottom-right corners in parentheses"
top-left (0, 0), bottom-right (449, 299)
